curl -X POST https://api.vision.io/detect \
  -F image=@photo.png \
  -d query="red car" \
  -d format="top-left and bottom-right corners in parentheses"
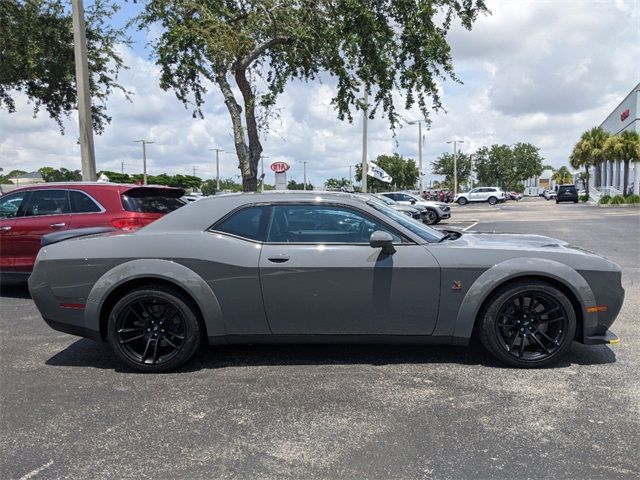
top-left (0, 183), bottom-right (185, 274)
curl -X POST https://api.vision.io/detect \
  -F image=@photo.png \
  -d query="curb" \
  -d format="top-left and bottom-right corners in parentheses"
top-left (596, 203), bottom-right (640, 208)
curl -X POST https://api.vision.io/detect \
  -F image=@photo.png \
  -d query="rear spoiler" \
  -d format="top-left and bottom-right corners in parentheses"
top-left (41, 227), bottom-right (116, 247)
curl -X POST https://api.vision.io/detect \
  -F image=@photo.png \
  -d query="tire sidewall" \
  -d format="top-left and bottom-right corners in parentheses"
top-left (458, 197), bottom-right (468, 205)
top-left (488, 196), bottom-right (497, 205)
top-left (479, 281), bottom-right (577, 368)
top-left (108, 287), bottom-right (201, 372)
top-left (425, 209), bottom-right (438, 224)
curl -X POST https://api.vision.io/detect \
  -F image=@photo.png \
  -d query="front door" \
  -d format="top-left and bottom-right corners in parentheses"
top-left (259, 204), bottom-right (440, 335)
top-left (0, 190), bottom-right (31, 272)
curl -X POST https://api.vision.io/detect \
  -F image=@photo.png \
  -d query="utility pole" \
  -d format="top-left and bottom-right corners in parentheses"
top-left (407, 119), bottom-right (426, 193)
top-left (192, 166), bottom-right (198, 177)
top-left (447, 139), bottom-right (464, 195)
top-left (120, 161), bottom-right (126, 174)
top-left (209, 148), bottom-right (224, 191)
top-left (72, 0), bottom-right (97, 181)
top-left (260, 155), bottom-right (269, 192)
top-left (303, 161), bottom-right (307, 191)
top-left (134, 140), bottom-right (154, 185)
top-left (349, 165), bottom-right (353, 186)
top-left (361, 88), bottom-right (368, 193)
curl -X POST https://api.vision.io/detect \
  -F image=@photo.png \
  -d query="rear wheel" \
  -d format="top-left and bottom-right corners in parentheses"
top-left (478, 280), bottom-right (576, 368)
top-left (423, 209), bottom-right (438, 225)
top-left (108, 285), bottom-right (202, 372)
top-left (488, 196), bottom-right (498, 205)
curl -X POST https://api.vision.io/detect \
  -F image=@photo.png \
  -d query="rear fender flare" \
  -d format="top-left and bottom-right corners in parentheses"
top-left (452, 257), bottom-right (595, 342)
top-left (84, 259), bottom-right (224, 337)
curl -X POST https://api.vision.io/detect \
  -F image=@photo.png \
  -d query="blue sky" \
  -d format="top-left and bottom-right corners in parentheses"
top-left (1, 0), bottom-right (639, 187)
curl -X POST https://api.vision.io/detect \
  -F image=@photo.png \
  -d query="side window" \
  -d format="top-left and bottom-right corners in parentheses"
top-left (23, 190), bottom-right (70, 217)
top-left (0, 191), bottom-right (29, 219)
top-left (383, 193), bottom-right (397, 201)
top-left (267, 205), bottom-right (402, 244)
top-left (213, 206), bottom-right (270, 241)
top-left (69, 190), bottom-right (102, 213)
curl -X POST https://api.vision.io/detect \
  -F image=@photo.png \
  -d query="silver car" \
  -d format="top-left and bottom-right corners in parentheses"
top-left (378, 191), bottom-right (451, 224)
top-left (29, 192), bottom-right (623, 372)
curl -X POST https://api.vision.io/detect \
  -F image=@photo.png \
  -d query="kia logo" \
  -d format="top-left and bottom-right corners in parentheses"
top-left (270, 162), bottom-right (290, 173)
top-left (621, 109), bottom-right (630, 121)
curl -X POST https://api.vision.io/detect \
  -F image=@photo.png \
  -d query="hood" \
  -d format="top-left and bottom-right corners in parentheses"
top-left (460, 232), bottom-right (571, 250)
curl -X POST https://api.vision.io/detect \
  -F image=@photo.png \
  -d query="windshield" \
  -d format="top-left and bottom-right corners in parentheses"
top-left (372, 194), bottom-right (395, 206)
top-left (367, 201), bottom-right (445, 243)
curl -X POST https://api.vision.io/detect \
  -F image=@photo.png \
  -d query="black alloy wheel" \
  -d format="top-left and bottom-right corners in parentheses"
top-left (479, 280), bottom-right (576, 367)
top-left (488, 196), bottom-right (498, 205)
top-left (108, 285), bottom-right (201, 372)
top-left (424, 209), bottom-right (438, 225)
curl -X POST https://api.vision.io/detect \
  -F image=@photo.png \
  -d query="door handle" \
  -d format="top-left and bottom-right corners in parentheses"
top-left (268, 254), bottom-right (290, 263)
top-left (49, 222), bottom-right (66, 229)
top-left (0, 226), bottom-right (11, 232)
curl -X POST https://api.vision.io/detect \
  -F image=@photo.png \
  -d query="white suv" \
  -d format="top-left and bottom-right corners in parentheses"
top-left (455, 187), bottom-right (506, 205)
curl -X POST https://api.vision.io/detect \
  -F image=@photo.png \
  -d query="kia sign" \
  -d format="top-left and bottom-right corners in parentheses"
top-left (621, 109), bottom-right (630, 121)
top-left (270, 162), bottom-right (290, 173)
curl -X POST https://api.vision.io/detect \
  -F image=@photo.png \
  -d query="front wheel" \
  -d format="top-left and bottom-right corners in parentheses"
top-left (457, 197), bottom-right (468, 205)
top-left (423, 209), bottom-right (439, 225)
top-left (478, 280), bottom-right (576, 368)
top-left (488, 196), bottom-right (498, 205)
top-left (108, 285), bottom-right (202, 372)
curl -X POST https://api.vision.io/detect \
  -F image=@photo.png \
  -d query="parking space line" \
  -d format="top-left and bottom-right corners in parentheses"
top-left (19, 461), bottom-right (54, 480)
top-left (463, 222), bottom-right (479, 231)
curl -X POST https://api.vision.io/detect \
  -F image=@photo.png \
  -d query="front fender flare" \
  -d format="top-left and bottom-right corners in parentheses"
top-left (84, 259), bottom-right (224, 338)
top-left (452, 257), bottom-right (595, 343)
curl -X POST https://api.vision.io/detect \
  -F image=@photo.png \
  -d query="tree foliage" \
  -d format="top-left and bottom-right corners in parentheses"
top-left (136, 0), bottom-right (488, 191)
top-left (602, 130), bottom-right (640, 195)
top-left (324, 177), bottom-right (351, 190)
top-left (97, 171), bottom-right (203, 189)
top-left (355, 153), bottom-right (419, 191)
top-left (0, 0), bottom-right (128, 133)
top-left (39, 166), bottom-right (82, 182)
top-left (570, 127), bottom-right (609, 193)
top-left (551, 166), bottom-right (573, 185)
top-left (431, 152), bottom-right (472, 190)
top-left (287, 179), bottom-right (314, 190)
top-left (474, 143), bottom-right (544, 191)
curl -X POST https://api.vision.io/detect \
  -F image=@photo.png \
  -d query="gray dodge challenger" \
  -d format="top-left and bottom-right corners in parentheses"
top-left (28, 192), bottom-right (624, 372)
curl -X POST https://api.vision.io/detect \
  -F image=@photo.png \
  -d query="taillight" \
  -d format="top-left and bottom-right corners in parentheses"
top-left (111, 216), bottom-right (156, 230)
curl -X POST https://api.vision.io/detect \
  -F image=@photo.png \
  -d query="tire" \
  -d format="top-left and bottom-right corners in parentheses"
top-left (478, 279), bottom-right (576, 368)
top-left (488, 196), bottom-right (498, 205)
top-left (423, 209), bottom-right (439, 225)
top-left (457, 197), bottom-right (468, 206)
top-left (573, 200), bottom-right (578, 204)
top-left (108, 284), bottom-right (202, 372)
top-left (555, 200), bottom-right (559, 204)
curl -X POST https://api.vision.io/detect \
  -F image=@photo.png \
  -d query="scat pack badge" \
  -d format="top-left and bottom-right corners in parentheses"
top-left (452, 280), bottom-right (462, 292)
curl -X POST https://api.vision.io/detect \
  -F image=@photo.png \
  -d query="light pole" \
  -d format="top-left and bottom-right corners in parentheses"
top-left (361, 88), bottom-right (368, 193)
top-left (134, 140), bottom-right (154, 185)
top-left (260, 155), bottom-right (269, 192)
top-left (72, 0), bottom-right (97, 181)
top-left (446, 139), bottom-right (464, 195)
top-left (209, 148), bottom-right (224, 191)
top-left (407, 119), bottom-right (426, 193)
top-left (303, 161), bottom-right (307, 190)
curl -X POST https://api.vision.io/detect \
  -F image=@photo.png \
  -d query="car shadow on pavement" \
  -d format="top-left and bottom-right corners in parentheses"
top-left (0, 278), bottom-right (31, 299)
top-left (45, 338), bottom-right (616, 373)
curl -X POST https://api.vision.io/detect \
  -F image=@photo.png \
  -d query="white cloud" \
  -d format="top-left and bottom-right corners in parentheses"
top-left (1, 0), bottom-right (639, 186)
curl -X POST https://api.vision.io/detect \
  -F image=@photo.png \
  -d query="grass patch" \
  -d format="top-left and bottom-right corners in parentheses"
top-left (598, 195), bottom-right (611, 205)
top-left (625, 194), bottom-right (640, 204)
top-left (609, 195), bottom-right (626, 205)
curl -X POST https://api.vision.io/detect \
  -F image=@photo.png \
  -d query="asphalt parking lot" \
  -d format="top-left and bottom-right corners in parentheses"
top-left (1, 198), bottom-right (639, 479)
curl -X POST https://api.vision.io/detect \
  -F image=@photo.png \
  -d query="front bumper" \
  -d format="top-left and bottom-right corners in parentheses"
top-left (583, 330), bottom-right (619, 346)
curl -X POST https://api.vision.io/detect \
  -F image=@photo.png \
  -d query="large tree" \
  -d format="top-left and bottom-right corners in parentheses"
top-left (431, 152), bottom-right (472, 190)
top-left (137, 0), bottom-right (489, 191)
top-left (474, 143), bottom-right (544, 191)
top-left (551, 166), bottom-right (573, 186)
top-left (0, 0), bottom-right (128, 133)
top-left (603, 131), bottom-right (640, 195)
top-left (355, 153), bottom-right (419, 191)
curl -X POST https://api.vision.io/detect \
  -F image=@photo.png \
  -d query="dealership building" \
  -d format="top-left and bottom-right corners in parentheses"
top-left (594, 82), bottom-right (639, 196)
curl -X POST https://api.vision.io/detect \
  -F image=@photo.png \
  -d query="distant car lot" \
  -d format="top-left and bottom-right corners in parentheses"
top-left (1, 198), bottom-right (639, 479)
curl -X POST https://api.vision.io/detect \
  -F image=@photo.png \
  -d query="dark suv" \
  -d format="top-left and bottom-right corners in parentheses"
top-left (556, 184), bottom-right (579, 204)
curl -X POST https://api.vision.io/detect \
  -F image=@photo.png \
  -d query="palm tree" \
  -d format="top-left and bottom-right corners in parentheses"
top-left (619, 131), bottom-right (640, 195)
top-left (603, 134), bottom-right (624, 192)
top-left (552, 166), bottom-right (573, 186)
top-left (570, 140), bottom-right (591, 195)
top-left (577, 127), bottom-right (609, 189)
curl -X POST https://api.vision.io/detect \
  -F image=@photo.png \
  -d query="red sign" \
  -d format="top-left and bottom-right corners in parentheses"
top-left (621, 109), bottom-right (630, 121)
top-left (270, 161), bottom-right (290, 173)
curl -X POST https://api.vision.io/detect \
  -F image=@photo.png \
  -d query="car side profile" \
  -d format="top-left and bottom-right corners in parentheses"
top-left (29, 192), bottom-right (623, 372)
top-left (0, 183), bottom-right (185, 273)
top-left (455, 187), bottom-right (506, 205)
top-left (378, 191), bottom-right (451, 224)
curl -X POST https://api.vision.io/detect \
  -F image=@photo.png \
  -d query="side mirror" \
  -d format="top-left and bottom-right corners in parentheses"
top-left (410, 200), bottom-right (416, 204)
top-left (370, 230), bottom-right (396, 255)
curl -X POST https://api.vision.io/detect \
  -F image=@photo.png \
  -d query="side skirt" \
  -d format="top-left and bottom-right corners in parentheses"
top-left (208, 334), bottom-right (468, 346)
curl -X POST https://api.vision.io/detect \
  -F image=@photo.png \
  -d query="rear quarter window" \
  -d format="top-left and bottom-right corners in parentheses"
top-left (213, 206), bottom-right (270, 241)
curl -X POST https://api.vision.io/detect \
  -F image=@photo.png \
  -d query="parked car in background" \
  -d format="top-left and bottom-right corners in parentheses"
top-left (556, 184), bottom-right (579, 204)
top-left (507, 192), bottom-right (522, 201)
top-left (378, 191), bottom-right (451, 225)
top-left (0, 183), bottom-right (185, 274)
top-left (455, 187), bottom-right (506, 205)
top-left (544, 190), bottom-right (557, 201)
top-left (29, 191), bottom-right (624, 372)
top-left (366, 194), bottom-right (422, 221)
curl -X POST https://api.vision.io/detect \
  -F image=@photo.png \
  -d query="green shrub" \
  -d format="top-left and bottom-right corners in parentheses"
top-left (609, 195), bottom-right (626, 205)
top-left (625, 194), bottom-right (640, 204)
top-left (598, 195), bottom-right (611, 204)
top-left (579, 194), bottom-right (589, 202)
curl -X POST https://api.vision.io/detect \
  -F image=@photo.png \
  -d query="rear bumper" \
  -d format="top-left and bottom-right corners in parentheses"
top-left (43, 317), bottom-right (101, 341)
top-left (583, 330), bottom-right (619, 346)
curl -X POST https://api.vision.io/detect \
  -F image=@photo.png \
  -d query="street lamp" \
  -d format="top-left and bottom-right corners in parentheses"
top-left (446, 139), bottom-right (464, 195)
top-left (407, 119), bottom-right (426, 193)
top-left (303, 161), bottom-right (308, 191)
top-left (134, 140), bottom-right (155, 185)
top-left (209, 148), bottom-right (224, 191)
top-left (361, 89), bottom-right (369, 193)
